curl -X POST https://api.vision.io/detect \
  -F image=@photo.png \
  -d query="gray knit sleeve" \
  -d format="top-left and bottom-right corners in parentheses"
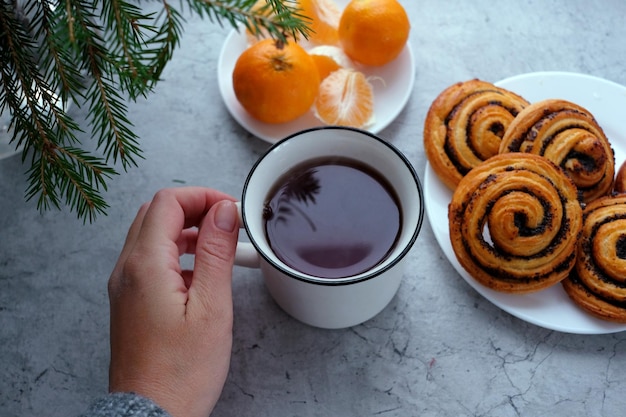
top-left (79, 392), bottom-right (172, 417)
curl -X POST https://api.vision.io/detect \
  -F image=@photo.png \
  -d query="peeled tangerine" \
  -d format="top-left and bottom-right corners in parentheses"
top-left (314, 68), bottom-right (375, 129)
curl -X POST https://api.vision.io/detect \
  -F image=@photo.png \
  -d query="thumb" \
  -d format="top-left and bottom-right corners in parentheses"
top-left (188, 200), bottom-right (239, 318)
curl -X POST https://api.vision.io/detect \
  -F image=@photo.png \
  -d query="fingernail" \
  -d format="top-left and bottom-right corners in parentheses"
top-left (215, 201), bottom-right (237, 232)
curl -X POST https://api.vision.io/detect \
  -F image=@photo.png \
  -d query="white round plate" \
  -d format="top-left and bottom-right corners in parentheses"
top-left (424, 71), bottom-right (626, 334)
top-left (217, 0), bottom-right (415, 143)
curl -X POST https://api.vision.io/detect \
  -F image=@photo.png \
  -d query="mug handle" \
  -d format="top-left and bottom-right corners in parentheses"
top-left (234, 202), bottom-right (261, 268)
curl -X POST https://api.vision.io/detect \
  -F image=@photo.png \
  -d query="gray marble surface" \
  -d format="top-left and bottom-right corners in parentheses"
top-left (2, 1), bottom-right (626, 416)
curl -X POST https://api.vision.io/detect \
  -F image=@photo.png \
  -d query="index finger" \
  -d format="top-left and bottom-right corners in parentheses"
top-left (138, 187), bottom-right (237, 247)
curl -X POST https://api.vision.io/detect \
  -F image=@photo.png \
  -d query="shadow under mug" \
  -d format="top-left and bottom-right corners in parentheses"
top-left (235, 126), bottom-right (424, 329)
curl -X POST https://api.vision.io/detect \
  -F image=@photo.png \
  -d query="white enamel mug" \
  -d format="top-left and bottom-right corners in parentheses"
top-left (235, 127), bottom-right (424, 329)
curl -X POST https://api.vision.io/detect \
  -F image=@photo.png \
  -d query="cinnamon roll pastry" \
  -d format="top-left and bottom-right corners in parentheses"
top-left (499, 99), bottom-right (614, 203)
top-left (562, 195), bottom-right (626, 322)
top-left (449, 153), bottom-right (583, 293)
top-left (613, 160), bottom-right (626, 194)
top-left (424, 79), bottom-right (529, 190)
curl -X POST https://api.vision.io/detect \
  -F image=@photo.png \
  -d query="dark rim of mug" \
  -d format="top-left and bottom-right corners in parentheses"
top-left (241, 126), bottom-right (424, 286)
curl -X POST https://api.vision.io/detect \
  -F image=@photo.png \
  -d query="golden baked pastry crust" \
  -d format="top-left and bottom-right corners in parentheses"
top-left (499, 99), bottom-right (615, 203)
top-left (448, 153), bottom-right (582, 293)
top-left (562, 195), bottom-right (626, 322)
top-left (614, 160), bottom-right (626, 194)
top-left (423, 79), bottom-right (529, 190)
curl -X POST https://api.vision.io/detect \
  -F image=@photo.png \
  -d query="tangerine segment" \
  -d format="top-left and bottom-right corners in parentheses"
top-left (298, 0), bottom-right (341, 45)
top-left (308, 45), bottom-right (354, 68)
top-left (339, 0), bottom-right (410, 66)
top-left (314, 68), bottom-right (375, 128)
top-left (309, 45), bottom-right (354, 80)
top-left (233, 39), bottom-right (320, 124)
top-left (311, 54), bottom-right (341, 80)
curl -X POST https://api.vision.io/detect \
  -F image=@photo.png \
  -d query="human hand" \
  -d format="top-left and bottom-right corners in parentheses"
top-left (107, 187), bottom-right (239, 417)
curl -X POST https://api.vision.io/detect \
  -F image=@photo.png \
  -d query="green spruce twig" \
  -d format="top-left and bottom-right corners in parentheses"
top-left (0, 0), bottom-right (310, 223)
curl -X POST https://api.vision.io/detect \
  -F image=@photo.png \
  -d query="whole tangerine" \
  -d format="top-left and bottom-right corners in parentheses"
top-left (232, 39), bottom-right (320, 124)
top-left (298, 0), bottom-right (342, 46)
top-left (338, 0), bottom-right (410, 67)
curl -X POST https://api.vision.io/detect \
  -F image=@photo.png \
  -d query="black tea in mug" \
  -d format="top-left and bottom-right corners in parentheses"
top-left (263, 157), bottom-right (402, 278)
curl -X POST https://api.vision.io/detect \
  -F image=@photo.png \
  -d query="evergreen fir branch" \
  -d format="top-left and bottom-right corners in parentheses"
top-left (102, 0), bottom-right (160, 99)
top-left (261, 0), bottom-right (312, 39)
top-left (141, 2), bottom-right (185, 86)
top-left (0, 2), bottom-right (78, 151)
top-left (2, 0), bottom-right (312, 223)
top-left (54, 145), bottom-right (117, 222)
top-left (187, 0), bottom-right (312, 42)
top-left (25, 142), bottom-right (117, 223)
top-left (1, 4), bottom-right (43, 134)
top-left (2, 27), bottom-right (101, 220)
top-left (25, 146), bottom-right (61, 213)
top-left (86, 79), bottom-right (142, 167)
top-left (67, 0), bottom-right (143, 168)
top-left (32, 1), bottom-right (86, 106)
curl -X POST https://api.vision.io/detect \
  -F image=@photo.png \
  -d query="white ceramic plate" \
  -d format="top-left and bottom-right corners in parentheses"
top-left (217, 0), bottom-right (415, 143)
top-left (424, 71), bottom-right (626, 334)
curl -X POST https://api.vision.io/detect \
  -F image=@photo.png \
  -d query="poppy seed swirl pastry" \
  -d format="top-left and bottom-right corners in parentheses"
top-left (448, 153), bottom-right (583, 293)
top-left (562, 195), bottom-right (626, 322)
top-left (613, 160), bottom-right (626, 194)
top-left (499, 99), bottom-right (614, 203)
top-left (424, 79), bottom-right (530, 190)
